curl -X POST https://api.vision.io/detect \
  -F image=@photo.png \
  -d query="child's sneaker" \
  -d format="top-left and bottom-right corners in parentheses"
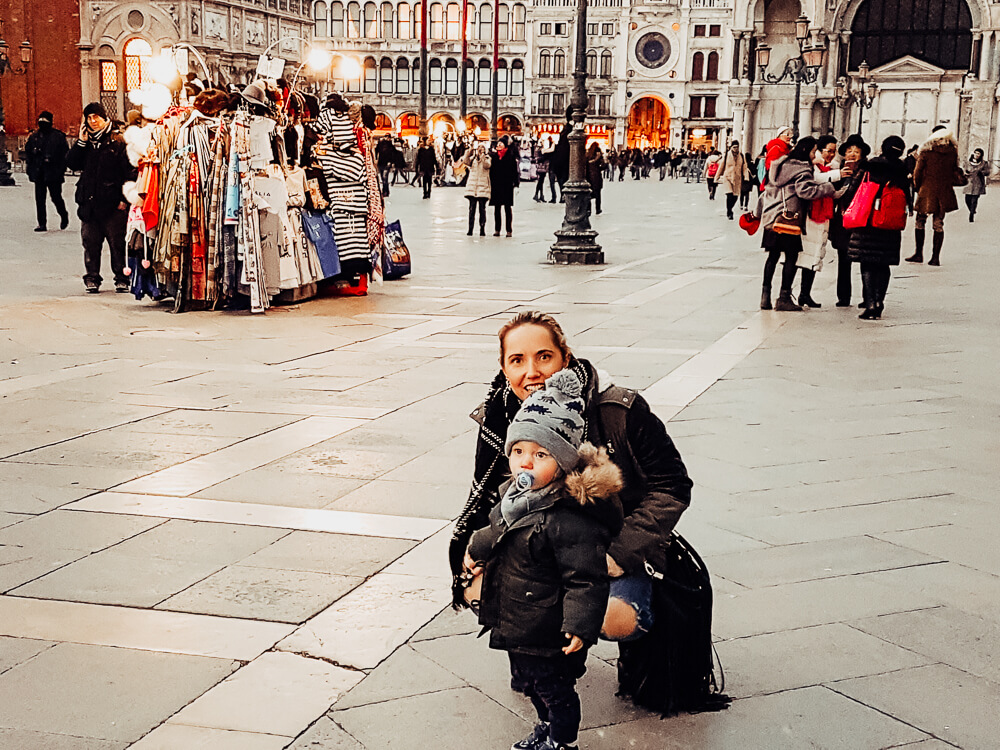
top-left (538, 739), bottom-right (578, 750)
top-left (511, 722), bottom-right (550, 750)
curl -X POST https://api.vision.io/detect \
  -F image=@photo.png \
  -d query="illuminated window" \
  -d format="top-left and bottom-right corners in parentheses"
top-left (101, 61), bottom-right (119, 91)
top-left (123, 38), bottom-right (152, 92)
top-left (397, 3), bottom-right (410, 37)
top-left (446, 3), bottom-right (460, 39)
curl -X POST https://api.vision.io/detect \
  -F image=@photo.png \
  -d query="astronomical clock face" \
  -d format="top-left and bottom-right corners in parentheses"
top-left (635, 32), bottom-right (671, 70)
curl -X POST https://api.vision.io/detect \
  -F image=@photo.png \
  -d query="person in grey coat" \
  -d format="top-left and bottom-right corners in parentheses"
top-left (963, 148), bottom-right (990, 222)
top-left (463, 145), bottom-right (491, 236)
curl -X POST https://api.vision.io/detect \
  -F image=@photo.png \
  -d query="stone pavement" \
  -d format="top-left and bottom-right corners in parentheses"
top-left (0, 171), bottom-right (996, 750)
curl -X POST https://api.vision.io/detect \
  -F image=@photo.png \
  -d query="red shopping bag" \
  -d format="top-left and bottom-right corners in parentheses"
top-left (842, 175), bottom-right (879, 229)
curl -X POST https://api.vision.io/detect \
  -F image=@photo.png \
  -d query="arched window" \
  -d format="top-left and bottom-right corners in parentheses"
top-left (849, 0), bottom-right (973, 71)
top-left (123, 38), bottom-right (152, 94)
top-left (538, 49), bottom-right (551, 77)
top-left (347, 2), bottom-right (361, 38)
top-left (497, 3), bottom-right (509, 41)
top-left (691, 51), bottom-right (704, 81)
top-left (466, 5), bottom-right (476, 40)
top-left (446, 3), bottom-right (461, 39)
top-left (600, 49), bottom-right (612, 77)
top-left (414, 3), bottom-right (422, 39)
top-left (396, 57), bottom-right (410, 93)
top-left (478, 3), bottom-right (492, 42)
top-left (398, 2), bottom-right (411, 38)
top-left (445, 57), bottom-right (459, 94)
top-left (381, 2), bottom-right (394, 37)
top-left (412, 57), bottom-right (420, 92)
top-left (511, 59), bottom-right (524, 95)
top-left (553, 49), bottom-right (565, 77)
top-left (465, 58), bottom-right (475, 93)
top-left (477, 58), bottom-right (491, 95)
top-left (497, 58), bottom-right (508, 95)
top-left (429, 58), bottom-right (443, 94)
top-left (314, 1), bottom-right (328, 37)
top-left (379, 57), bottom-right (393, 92)
top-left (512, 3), bottom-right (525, 41)
top-left (364, 2), bottom-right (378, 37)
top-left (706, 51), bottom-right (719, 81)
top-left (363, 56), bottom-right (377, 92)
top-left (586, 50), bottom-right (597, 77)
top-left (330, 2), bottom-right (345, 36)
top-left (430, 3), bottom-right (444, 39)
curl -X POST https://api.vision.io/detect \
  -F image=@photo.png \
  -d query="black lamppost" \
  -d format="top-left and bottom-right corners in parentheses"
top-left (834, 61), bottom-right (878, 136)
top-left (754, 15), bottom-right (827, 140)
top-left (549, 0), bottom-right (601, 264)
top-left (0, 34), bottom-right (33, 187)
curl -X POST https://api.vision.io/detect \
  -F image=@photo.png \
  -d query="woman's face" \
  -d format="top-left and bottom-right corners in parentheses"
top-left (501, 324), bottom-right (567, 401)
top-left (821, 142), bottom-right (837, 164)
top-left (809, 146), bottom-right (818, 162)
top-left (844, 145), bottom-right (862, 162)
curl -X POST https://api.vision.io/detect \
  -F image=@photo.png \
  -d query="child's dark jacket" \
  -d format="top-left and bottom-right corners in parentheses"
top-left (467, 444), bottom-right (624, 657)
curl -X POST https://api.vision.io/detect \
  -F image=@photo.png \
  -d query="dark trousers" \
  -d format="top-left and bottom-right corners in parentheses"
top-left (467, 196), bottom-right (487, 234)
top-left (860, 262), bottom-right (891, 307)
top-left (380, 168), bottom-right (391, 196)
top-left (799, 267), bottom-right (816, 299)
top-left (763, 248), bottom-right (799, 295)
top-left (421, 173), bottom-right (432, 198)
top-left (509, 651), bottom-right (587, 746)
top-left (836, 246), bottom-right (853, 304)
top-left (725, 193), bottom-right (738, 218)
top-left (965, 193), bottom-right (980, 218)
top-left (534, 175), bottom-right (548, 201)
top-left (34, 180), bottom-right (68, 229)
top-left (494, 204), bottom-right (512, 234)
top-left (707, 180), bottom-right (719, 200)
top-left (548, 171), bottom-right (559, 202)
top-left (81, 210), bottom-right (128, 286)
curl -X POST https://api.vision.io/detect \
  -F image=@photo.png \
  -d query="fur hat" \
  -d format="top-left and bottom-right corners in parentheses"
top-left (839, 133), bottom-right (871, 158)
top-left (505, 369), bottom-right (586, 473)
top-left (881, 135), bottom-right (906, 159)
top-left (194, 89), bottom-right (231, 117)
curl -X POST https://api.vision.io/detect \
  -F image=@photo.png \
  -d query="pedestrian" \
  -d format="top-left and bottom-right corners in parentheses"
top-left (849, 136), bottom-right (912, 320)
top-left (464, 369), bottom-right (624, 750)
top-left (963, 148), bottom-right (990, 222)
top-left (654, 148), bottom-right (668, 180)
top-left (414, 137), bottom-right (438, 199)
top-left (703, 149), bottom-right (722, 200)
top-left (464, 144), bottom-right (491, 237)
top-left (375, 136), bottom-right (396, 197)
top-left (797, 135), bottom-right (854, 308)
top-left (65, 102), bottom-right (136, 294)
top-left (907, 125), bottom-right (964, 266)
top-left (533, 140), bottom-right (550, 203)
top-left (490, 135), bottom-right (518, 237)
top-left (450, 311), bottom-right (721, 719)
top-left (24, 110), bottom-right (70, 233)
top-left (552, 116), bottom-right (572, 201)
top-left (586, 142), bottom-right (605, 216)
top-left (719, 141), bottom-right (749, 219)
top-left (741, 150), bottom-right (758, 209)
top-left (759, 136), bottom-right (836, 311)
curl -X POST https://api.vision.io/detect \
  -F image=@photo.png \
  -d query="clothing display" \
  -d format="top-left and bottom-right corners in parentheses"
top-left (121, 84), bottom-right (395, 313)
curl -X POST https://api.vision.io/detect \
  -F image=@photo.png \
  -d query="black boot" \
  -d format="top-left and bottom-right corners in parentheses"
top-left (906, 229), bottom-right (925, 263)
top-left (929, 232), bottom-right (943, 265)
top-left (798, 269), bottom-right (821, 308)
top-left (775, 291), bottom-right (802, 311)
top-left (760, 287), bottom-right (772, 310)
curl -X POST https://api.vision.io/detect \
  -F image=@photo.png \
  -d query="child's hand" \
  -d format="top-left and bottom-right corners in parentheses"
top-left (562, 634), bottom-right (584, 654)
top-left (606, 554), bottom-right (625, 578)
top-left (463, 551), bottom-right (482, 577)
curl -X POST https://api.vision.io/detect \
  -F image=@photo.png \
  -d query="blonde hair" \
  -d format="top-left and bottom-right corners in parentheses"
top-left (497, 311), bottom-right (572, 364)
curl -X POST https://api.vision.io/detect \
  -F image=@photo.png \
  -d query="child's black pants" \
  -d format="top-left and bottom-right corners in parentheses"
top-left (508, 650), bottom-right (588, 745)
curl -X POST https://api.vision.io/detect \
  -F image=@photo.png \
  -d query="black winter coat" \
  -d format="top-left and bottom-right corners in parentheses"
top-left (489, 147), bottom-right (519, 206)
top-left (468, 445), bottom-right (624, 655)
top-left (65, 130), bottom-right (137, 222)
top-left (414, 145), bottom-right (438, 176)
top-left (24, 126), bottom-right (69, 184)
top-left (848, 156), bottom-right (912, 266)
top-left (828, 159), bottom-right (867, 252)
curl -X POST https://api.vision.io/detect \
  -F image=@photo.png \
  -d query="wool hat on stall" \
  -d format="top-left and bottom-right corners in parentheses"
top-left (505, 369), bottom-right (586, 473)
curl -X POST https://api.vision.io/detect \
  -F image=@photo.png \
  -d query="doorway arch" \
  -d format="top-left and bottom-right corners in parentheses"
top-left (626, 96), bottom-right (670, 148)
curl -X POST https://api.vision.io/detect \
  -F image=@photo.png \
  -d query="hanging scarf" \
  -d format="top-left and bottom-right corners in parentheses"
top-left (500, 480), bottom-right (561, 527)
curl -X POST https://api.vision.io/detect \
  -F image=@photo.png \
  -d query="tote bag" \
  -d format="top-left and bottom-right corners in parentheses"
top-left (842, 175), bottom-right (879, 229)
top-left (871, 185), bottom-right (907, 231)
top-left (383, 220), bottom-right (412, 280)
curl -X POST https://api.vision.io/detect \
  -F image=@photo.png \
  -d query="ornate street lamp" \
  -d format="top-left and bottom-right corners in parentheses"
top-left (549, 0), bottom-right (601, 264)
top-left (834, 59), bottom-right (878, 135)
top-left (0, 30), bottom-right (32, 187)
top-left (754, 15), bottom-right (827, 140)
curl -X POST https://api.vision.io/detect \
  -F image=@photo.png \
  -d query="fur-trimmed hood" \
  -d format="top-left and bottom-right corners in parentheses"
top-left (920, 128), bottom-right (958, 155)
top-left (563, 443), bottom-right (624, 534)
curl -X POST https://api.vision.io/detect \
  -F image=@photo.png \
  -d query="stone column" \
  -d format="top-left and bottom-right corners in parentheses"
top-left (730, 102), bottom-right (745, 147)
top-left (799, 94), bottom-right (816, 138)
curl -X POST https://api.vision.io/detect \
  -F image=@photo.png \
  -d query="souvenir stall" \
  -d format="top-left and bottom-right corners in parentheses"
top-left (122, 80), bottom-right (408, 313)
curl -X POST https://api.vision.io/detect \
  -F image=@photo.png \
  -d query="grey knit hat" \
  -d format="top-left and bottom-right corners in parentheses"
top-left (505, 369), bottom-right (585, 472)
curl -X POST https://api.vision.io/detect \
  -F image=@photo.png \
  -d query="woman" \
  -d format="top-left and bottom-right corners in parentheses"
top-left (849, 136), bottom-right (912, 320)
top-left (797, 135), bottom-right (854, 308)
top-left (703, 149), bottom-right (723, 200)
top-left (450, 312), bottom-right (708, 713)
top-left (741, 150), bottom-right (758, 210)
top-left (828, 134), bottom-right (870, 307)
top-left (586, 142), bottom-right (605, 215)
top-left (720, 141), bottom-right (748, 219)
top-left (463, 145), bottom-right (491, 237)
top-left (964, 148), bottom-right (991, 222)
top-left (489, 136), bottom-right (518, 237)
top-left (759, 136), bottom-right (836, 311)
top-left (532, 140), bottom-right (549, 203)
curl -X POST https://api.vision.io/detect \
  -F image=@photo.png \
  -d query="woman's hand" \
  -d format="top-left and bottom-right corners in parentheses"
top-left (562, 634), bottom-right (584, 654)
top-left (463, 551), bottom-right (482, 577)
top-left (606, 554), bottom-right (625, 578)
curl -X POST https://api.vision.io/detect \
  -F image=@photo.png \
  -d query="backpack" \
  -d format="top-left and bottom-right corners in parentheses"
top-left (871, 184), bottom-right (907, 230)
top-left (707, 160), bottom-right (720, 178)
top-left (616, 533), bottom-right (731, 716)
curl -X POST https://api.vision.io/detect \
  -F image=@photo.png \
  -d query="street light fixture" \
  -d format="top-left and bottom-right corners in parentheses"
top-left (834, 59), bottom-right (878, 135)
top-left (754, 16), bottom-right (827, 140)
top-left (0, 29), bottom-right (32, 187)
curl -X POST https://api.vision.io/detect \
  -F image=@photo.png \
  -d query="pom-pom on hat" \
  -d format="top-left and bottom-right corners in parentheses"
top-left (505, 369), bottom-right (586, 472)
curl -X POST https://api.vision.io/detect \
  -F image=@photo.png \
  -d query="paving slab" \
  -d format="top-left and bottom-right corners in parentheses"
top-left (0, 545), bottom-right (88, 594)
top-left (129, 724), bottom-right (290, 750)
top-left (239, 531), bottom-right (415, 577)
top-left (285, 717), bottom-right (365, 749)
top-left (0, 510), bottom-right (163, 553)
top-left (0, 729), bottom-right (126, 749)
top-left (0, 636), bottom-right (55, 675)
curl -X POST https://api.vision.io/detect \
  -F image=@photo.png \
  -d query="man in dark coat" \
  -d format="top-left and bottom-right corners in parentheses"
top-left (551, 111), bottom-right (572, 201)
top-left (489, 136), bottom-right (519, 237)
top-left (24, 111), bottom-right (70, 232)
top-left (907, 125), bottom-right (964, 266)
top-left (414, 137), bottom-right (439, 199)
top-left (65, 102), bottom-right (137, 293)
